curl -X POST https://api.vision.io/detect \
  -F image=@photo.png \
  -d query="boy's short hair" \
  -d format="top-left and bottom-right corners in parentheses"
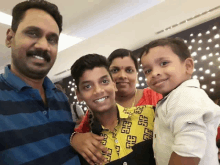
top-left (108, 49), bottom-right (138, 71)
top-left (71, 54), bottom-right (112, 91)
top-left (141, 38), bottom-right (191, 61)
top-left (12, 0), bottom-right (62, 33)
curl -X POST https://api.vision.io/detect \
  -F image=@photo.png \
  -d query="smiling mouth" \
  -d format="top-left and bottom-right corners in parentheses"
top-left (153, 79), bottom-right (168, 86)
top-left (33, 55), bottom-right (44, 60)
top-left (94, 96), bottom-right (108, 103)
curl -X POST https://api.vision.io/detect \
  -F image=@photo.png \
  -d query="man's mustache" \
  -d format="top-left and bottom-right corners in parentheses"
top-left (27, 50), bottom-right (51, 62)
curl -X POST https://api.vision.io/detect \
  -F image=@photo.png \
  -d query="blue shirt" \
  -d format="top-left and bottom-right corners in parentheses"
top-left (0, 65), bottom-right (80, 165)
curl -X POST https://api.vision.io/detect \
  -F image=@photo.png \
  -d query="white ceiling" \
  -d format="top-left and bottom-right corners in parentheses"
top-left (0, 0), bottom-right (220, 82)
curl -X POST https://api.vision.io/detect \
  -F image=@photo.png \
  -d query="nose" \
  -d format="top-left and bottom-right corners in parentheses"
top-left (151, 68), bottom-right (161, 78)
top-left (34, 37), bottom-right (50, 52)
top-left (118, 70), bottom-right (127, 79)
top-left (93, 85), bottom-right (104, 95)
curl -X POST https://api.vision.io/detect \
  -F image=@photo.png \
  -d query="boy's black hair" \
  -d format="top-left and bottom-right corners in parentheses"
top-left (71, 54), bottom-right (112, 91)
top-left (11, 0), bottom-right (62, 33)
top-left (108, 48), bottom-right (138, 70)
top-left (141, 38), bottom-right (191, 61)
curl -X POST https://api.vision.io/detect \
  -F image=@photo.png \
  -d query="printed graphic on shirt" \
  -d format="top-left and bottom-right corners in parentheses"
top-left (121, 121), bottom-right (132, 134)
top-left (138, 115), bottom-right (148, 127)
top-left (134, 106), bottom-right (144, 114)
top-left (103, 148), bottom-right (112, 163)
top-left (126, 135), bottom-right (137, 149)
top-left (143, 127), bottom-right (153, 140)
top-left (116, 146), bottom-right (120, 156)
top-left (101, 133), bottom-right (108, 145)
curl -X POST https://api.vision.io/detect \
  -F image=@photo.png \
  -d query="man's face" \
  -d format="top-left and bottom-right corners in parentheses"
top-left (141, 46), bottom-right (193, 96)
top-left (6, 8), bottom-right (59, 79)
top-left (76, 67), bottom-right (117, 114)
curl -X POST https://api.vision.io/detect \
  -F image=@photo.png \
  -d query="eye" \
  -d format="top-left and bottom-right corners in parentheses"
top-left (102, 79), bottom-right (109, 84)
top-left (48, 37), bottom-right (58, 45)
top-left (144, 69), bottom-right (151, 75)
top-left (27, 31), bottom-right (38, 38)
top-left (160, 61), bottom-right (169, 66)
top-left (126, 69), bottom-right (134, 73)
top-left (110, 68), bottom-right (119, 73)
top-left (84, 84), bottom-right (91, 90)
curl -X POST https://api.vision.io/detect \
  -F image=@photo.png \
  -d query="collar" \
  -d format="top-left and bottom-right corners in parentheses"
top-left (161, 79), bottom-right (200, 100)
top-left (91, 104), bottom-right (137, 135)
top-left (2, 65), bottom-right (56, 92)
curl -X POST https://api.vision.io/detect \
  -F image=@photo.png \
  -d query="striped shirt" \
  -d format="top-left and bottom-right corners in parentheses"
top-left (0, 65), bottom-right (80, 165)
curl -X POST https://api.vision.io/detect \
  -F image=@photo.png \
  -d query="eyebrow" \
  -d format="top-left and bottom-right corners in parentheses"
top-left (80, 75), bottom-right (110, 85)
top-left (24, 26), bottom-right (59, 38)
top-left (142, 57), bottom-right (169, 69)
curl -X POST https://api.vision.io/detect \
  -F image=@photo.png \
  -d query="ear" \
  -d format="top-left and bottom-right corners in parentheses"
top-left (5, 28), bottom-right (15, 48)
top-left (185, 58), bottom-right (194, 75)
top-left (75, 90), bottom-right (84, 102)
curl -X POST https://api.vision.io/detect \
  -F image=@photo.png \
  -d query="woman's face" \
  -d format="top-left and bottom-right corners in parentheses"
top-left (109, 56), bottom-right (137, 95)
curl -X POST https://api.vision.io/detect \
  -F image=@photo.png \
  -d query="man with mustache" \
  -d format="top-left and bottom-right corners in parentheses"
top-left (0, 0), bottom-right (80, 164)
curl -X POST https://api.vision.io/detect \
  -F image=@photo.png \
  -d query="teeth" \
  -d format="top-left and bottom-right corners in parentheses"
top-left (95, 97), bottom-right (107, 103)
top-left (34, 55), bottom-right (44, 60)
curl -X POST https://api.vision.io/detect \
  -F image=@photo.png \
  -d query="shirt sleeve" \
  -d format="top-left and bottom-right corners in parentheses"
top-left (166, 88), bottom-right (216, 158)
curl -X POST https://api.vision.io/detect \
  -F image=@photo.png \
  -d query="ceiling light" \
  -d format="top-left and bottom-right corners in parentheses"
top-left (211, 73), bottom-right (216, 77)
top-left (209, 53), bottom-right (213, 57)
top-left (200, 76), bottom-right (204, 80)
top-left (206, 31), bottom-right (210, 34)
top-left (141, 83), bottom-right (145, 86)
top-left (218, 57), bottom-right (220, 61)
top-left (136, 83), bottom-right (140, 87)
top-left (198, 40), bottom-right (203, 43)
top-left (210, 88), bottom-right (214, 92)
top-left (137, 58), bottom-right (140, 62)
top-left (208, 39), bottom-right (212, 42)
top-left (190, 33), bottom-right (193, 37)
top-left (205, 69), bottom-right (210, 74)
top-left (209, 62), bottom-right (213, 65)
top-left (58, 34), bottom-right (84, 52)
top-left (199, 68), bottom-right (203, 71)
top-left (216, 52), bottom-right (219, 56)
top-left (72, 83), bottom-right (75, 85)
top-left (211, 81), bottom-right (216, 85)
top-left (214, 34), bottom-right (220, 39)
top-left (145, 78), bottom-right (147, 81)
top-left (184, 40), bottom-right (187, 43)
top-left (219, 66), bottom-right (220, 69)
top-left (215, 44), bottom-right (219, 48)
top-left (194, 60), bottom-right (198, 63)
top-left (139, 69), bottom-right (143, 72)
top-left (191, 39), bottom-right (195, 43)
top-left (70, 93), bottom-right (72, 96)
top-left (193, 69), bottom-right (196, 72)
top-left (212, 26), bottom-right (217, 30)
top-left (206, 47), bottom-right (210, 50)
top-left (188, 45), bottom-right (192, 49)
top-left (198, 33), bottom-right (202, 37)
top-left (202, 85), bottom-right (207, 89)
top-left (74, 96), bottom-right (77, 99)
top-left (198, 47), bottom-right (202, 51)
top-left (84, 107), bottom-right (87, 111)
top-left (193, 75), bottom-right (198, 79)
top-left (68, 86), bottom-right (70, 88)
top-left (69, 81), bottom-right (72, 84)
top-left (140, 64), bottom-right (143, 67)
top-left (139, 77), bottom-right (143, 81)
top-left (201, 55), bottom-right (207, 60)
top-left (191, 52), bottom-right (197, 56)
top-left (0, 11), bottom-right (12, 26)
top-left (71, 88), bottom-right (74, 91)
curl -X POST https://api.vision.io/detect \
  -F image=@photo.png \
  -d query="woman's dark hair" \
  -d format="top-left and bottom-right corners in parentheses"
top-left (141, 38), bottom-right (191, 61)
top-left (108, 49), bottom-right (138, 70)
top-left (11, 0), bottom-right (62, 33)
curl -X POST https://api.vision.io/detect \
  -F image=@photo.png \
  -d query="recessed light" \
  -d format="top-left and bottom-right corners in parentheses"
top-left (199, 68), bottom-right (203, 71)
top-left (84, 107), bottom-right (87, 110)
top-left (141, 83), bottom-right (145, 86)
top-left (74, 96), bottom-right (77, 99)
top-left (206, 47), bottom-right (210, 50)
top-left (188, 46), bottom-right (192, 50)
top-left (191, 52), bottom-right (197, 56)
top-left (214, 34), bottom-right (220, 39)
top-left (137, 58), bottom-right (140, 62)
top-left (211, 73), bottom-right (216, 77)
top-left (71, 88), bottom-right (75, 91)
top-left (198, 47), bottom-right (202, 51)
top-left (206, 31), bottom-right (210, 34)
top-left (208, 39), bottom-right (212, 42)
top-left (145, 78), bottom-right (147, 81)
top-left (139, 77), bottom-right (143, 81)
top-left (72, 83), bottom-right (75, 85)
top-left (139, 69), bottom-right (143, 72)
top-left (201, 55), bottom-right (207, 60)
top-left (209, 62), bottom-right (213, 65)
top-left (136, 83), bottom-right (140, 87)
top-left (193, 69), bottom-right (196, 72)
top-left (218, 57), bottom-right (220, 61)
top-left (68, 86), bottom-right (70, 88)
top-left (190, 33), bottom-right (193, 37)
top-left (140, 64), bottom-right (143, 67)
top-left (184, 40), bottom-right (187, 43)
top-left (198, 33), bottom-right (202, 37)
top-left (202, 85), bottom-right (207, 89)
top-left (209, 53), bottom-right (213, 57)
top-left (215, 44), bottom-right (219, 48)
top-left (69, 81), bottom-right (72, 84)
top-left (210, 88), bottom-right (214, 92)
top-left (200, 76), bottom-right (204, 80)
top-left (211, 81), bottom-right (216, 85)
top-left (70, 93), bottom-right (72, 96)
top-left (194, 60), bottom-right (198, 63)
top-left (191, 39), bottom-right (195, 43)
top-left (198, 40), bottom-right (203, 43)
top-left (205, 69), bottom-right (210, 74)
top-left (216, 52), bottom-right (219, 56)
top-left (193, 75), bottom-right (198, 79)
top-left (212, 26), bottom-right (217, 30)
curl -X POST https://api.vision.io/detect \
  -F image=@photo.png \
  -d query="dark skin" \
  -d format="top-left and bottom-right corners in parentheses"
top-left (169, 152), bottom-right (200, 165)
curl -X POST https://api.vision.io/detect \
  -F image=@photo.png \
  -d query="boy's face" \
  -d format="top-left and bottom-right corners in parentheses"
top-left (76, 67), bottom-right (117, 114)
top-left (141, 46), bottom-right (193, 96)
